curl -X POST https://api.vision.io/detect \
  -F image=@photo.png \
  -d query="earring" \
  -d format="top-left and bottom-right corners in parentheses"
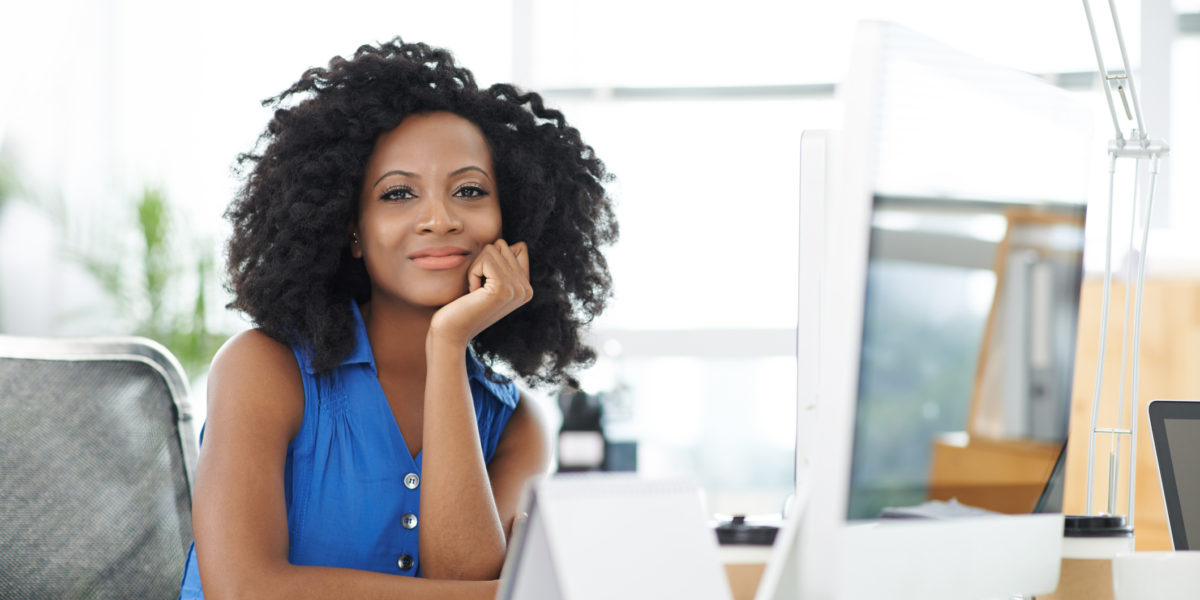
top-left (352, 232), bottom-right (360, 245)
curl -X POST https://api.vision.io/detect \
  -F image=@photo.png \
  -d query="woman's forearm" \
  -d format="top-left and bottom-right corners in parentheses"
top-left (417, 336), bottom-right (508, 579)
top-left (203, 561), bottom-right (498, 600)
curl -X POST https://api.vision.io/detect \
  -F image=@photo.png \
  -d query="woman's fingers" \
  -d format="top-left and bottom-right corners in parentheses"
top-left (510, 242), bottom-right (531, 282)
top-left (472, 244), bottom-right (512, 294)
top-left (467, 249), bottom-right (488, 292)
top-left (492, 241), bottom-right (532, 304)
top-left (492, 239), bottom-right (528, 292)
top-left (466, 240), bottom-right (531, 305)
top-left (508, 242), bottom-right (532, 302)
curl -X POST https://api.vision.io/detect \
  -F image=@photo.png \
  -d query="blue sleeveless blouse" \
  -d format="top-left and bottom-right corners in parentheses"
top-left (179, 302), bottom-right (519, 598)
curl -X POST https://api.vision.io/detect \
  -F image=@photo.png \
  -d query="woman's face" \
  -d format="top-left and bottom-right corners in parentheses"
top-left (354, 111), bottom-right (502, 310)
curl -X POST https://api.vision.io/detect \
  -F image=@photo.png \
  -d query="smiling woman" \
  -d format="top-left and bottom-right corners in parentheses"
top-left (180, 39), bottom-right (617, 599)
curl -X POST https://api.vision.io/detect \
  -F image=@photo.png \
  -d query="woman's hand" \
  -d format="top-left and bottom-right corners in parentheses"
top-left (428, 239), bottom-right (532, 348)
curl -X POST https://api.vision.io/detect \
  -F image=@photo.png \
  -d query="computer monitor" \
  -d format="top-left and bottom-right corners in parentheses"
top-left (770, 21), bottom-right (1095, 599)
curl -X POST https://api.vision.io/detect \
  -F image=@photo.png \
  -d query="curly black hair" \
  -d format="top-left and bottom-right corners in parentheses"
top-left (225, 38), bottom-right (617, 386)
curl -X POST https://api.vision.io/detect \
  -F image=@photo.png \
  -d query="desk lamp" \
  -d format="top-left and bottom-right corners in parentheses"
top-left (1080, 0), bottom-right (1169, 540)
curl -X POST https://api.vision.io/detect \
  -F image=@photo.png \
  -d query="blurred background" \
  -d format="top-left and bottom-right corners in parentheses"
top-left (1, 0), bottom-right (1198, 517)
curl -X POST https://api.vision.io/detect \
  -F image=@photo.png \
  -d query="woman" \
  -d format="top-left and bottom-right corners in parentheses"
top-left (179, 38), bottom-right (617, 599)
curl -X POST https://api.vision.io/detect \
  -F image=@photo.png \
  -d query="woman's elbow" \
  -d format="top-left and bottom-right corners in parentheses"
top-left (423, 550), bottom-right (506, 581)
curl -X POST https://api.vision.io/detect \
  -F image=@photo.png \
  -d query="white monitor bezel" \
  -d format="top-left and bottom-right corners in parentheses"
top-left (789, 20), bottom-right (888, 599)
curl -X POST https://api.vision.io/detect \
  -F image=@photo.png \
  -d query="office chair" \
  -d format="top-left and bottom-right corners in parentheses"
top-left (0, 335), bottom-right (199, 599)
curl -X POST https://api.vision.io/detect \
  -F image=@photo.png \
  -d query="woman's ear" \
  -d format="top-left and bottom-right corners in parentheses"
top-left (348, 226), bottom-right (363, 259)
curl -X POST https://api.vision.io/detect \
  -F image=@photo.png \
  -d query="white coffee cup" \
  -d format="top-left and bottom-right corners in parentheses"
top-left (1112, 551), bottom-right (1200, 600)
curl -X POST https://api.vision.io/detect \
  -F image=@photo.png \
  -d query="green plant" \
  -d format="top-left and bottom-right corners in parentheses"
top-left (0, 152), bottom-right (225, 376)
top-left (0, 148), bottom-right (23, 329)
top-left (70, 187), bottom-right (228, 380)
top-left (0, 152), bottom-right (19, 207)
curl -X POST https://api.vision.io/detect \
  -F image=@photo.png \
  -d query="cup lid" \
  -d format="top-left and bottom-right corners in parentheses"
top-left (1064, 514), bottom-right (1133, 537)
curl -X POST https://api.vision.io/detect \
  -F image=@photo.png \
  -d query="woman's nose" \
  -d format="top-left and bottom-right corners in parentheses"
top-left (416, 195), bottom-right (462, 234)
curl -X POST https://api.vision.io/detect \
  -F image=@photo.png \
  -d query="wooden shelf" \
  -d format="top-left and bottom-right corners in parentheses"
top-left (928, 436), bottom-right (1061, 514)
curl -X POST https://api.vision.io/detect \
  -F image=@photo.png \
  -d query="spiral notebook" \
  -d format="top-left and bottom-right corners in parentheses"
top-left (496, 474), bottom-right (733, 600)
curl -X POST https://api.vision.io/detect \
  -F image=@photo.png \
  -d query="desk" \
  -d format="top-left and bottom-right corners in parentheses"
top-left (720, 546), bottom-right (771, 600)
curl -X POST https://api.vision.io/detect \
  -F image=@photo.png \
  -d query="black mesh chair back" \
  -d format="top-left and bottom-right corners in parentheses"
top-left (0, 335), bottom-right (199, 599)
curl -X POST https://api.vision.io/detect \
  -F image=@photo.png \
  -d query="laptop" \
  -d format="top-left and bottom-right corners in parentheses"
top-left (495, 474), bottom-right (733, 600)
top-left (1032, 439), bottom-right (1068, 514)
top-left (1148, 399), bottom-right (1200, 550)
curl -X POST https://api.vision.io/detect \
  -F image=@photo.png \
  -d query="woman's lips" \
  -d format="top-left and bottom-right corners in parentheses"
top-left (409, 246), bottom-right (470, 270)
top-left (412, 254), bottom-right (468, 269)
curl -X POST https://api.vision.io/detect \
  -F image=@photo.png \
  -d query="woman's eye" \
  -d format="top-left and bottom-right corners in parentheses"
top-left (381, 187), bottom-right (416, 201)
top-left (455, 185), bottom-right (488, 199)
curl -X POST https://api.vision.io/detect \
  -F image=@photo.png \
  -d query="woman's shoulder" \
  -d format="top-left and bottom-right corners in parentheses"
top-left (205, 329), bottom-right (305, 435)
top-left (212, 329), bottom-right (298, 376)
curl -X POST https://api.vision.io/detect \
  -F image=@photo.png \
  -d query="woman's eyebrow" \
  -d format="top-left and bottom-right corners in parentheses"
top-left (449, 166), bottom-right (492, 181)
top-left (373, 166), bottom-right (491, 187)
top-left (373, 169), bottom-right (418, 187)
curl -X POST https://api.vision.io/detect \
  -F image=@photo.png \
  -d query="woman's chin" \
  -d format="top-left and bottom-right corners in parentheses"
top-left (413, 289), bottom-right (470, 310)
top-left (372, 280), bottom-right (470, 311)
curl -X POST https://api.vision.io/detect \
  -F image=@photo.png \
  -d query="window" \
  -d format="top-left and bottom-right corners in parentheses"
top-left (3, 0), bottom-right (1198, 519)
